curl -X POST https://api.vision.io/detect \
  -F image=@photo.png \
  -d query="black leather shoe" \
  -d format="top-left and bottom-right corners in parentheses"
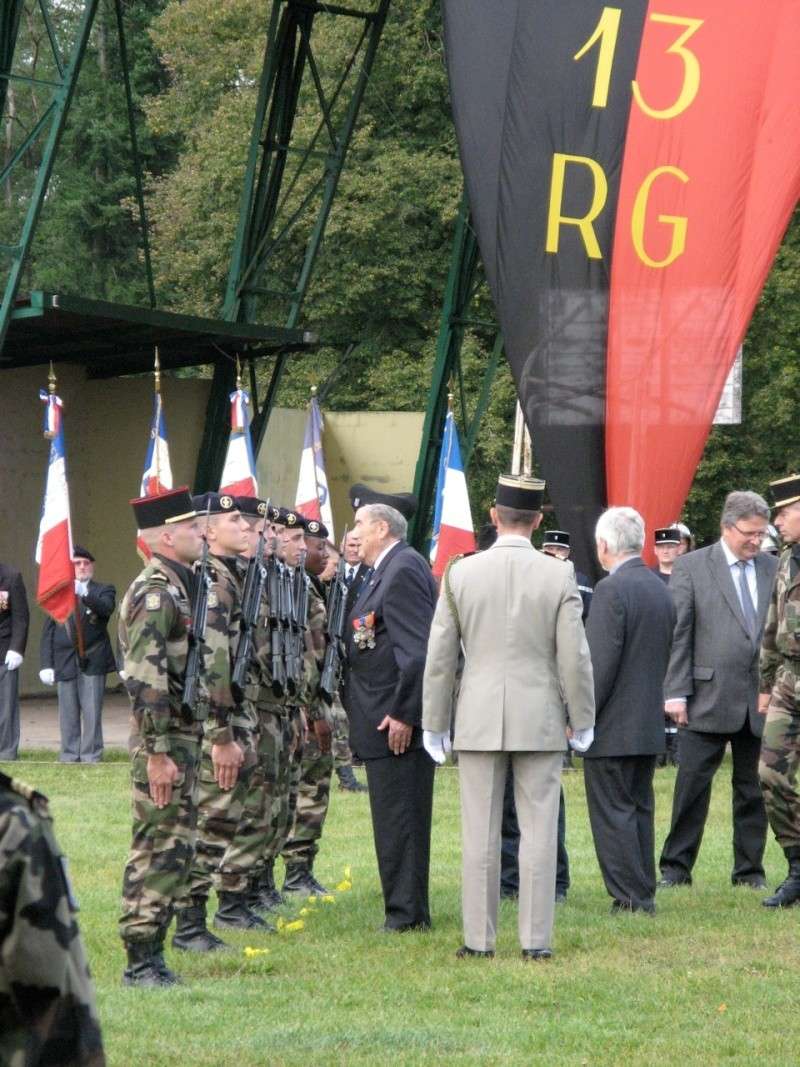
top-left (611, 899), bottom-right (656, 915)
top-left (762, 862), bottom-right (800, 908)
top-left (657, 874), bottom-right (691, 888)
top-left (521, 948), bottom-right (552, 961)
top-left (172, 900), bottom-right (228, 952)
top-left (282, 864), bottom-right (330, 897)
top-left (336, 765), bottom-right (368, 792)
top-left (123, 940), bottom-right (180, 987)
top-left (214, 892), bottom-right (274, 931)
top-left (456, 945), bottom-right (494, 958)
top-left (555, 888), bottom-right (567, 904)
top-left (381, 920), bottom-right (432, 934)
top-left (732, 876), bottom-right (767, 889)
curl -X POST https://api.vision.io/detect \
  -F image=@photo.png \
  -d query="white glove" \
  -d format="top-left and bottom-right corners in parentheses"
top-left (4, 651), bottom-right (23, 671)
top-left (39, 668), bottom-right (55, 686)
top-left (568, 726), bottom-right (595, 754)
top-left (74, 579), bottom-right (89, 596)
top-left (423, 729), bottom-right (452, 766)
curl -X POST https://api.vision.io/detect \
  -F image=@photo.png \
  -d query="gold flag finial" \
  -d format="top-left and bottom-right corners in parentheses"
top-left (154, 347), bottom-right (161, 394)
top-left (48, 361), bottom-right (57, 395)
top-left (310, 384), bottom-right (317, 398)
top-left (236, 354), bottom-right (242, 390)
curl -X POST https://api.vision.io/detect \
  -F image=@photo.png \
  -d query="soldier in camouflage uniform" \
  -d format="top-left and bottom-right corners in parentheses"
top-left (249, 507), bottom-right (307, 912)
top-left (281, 519), bottom-right (335, 895)
top-left (172, 492), bottom-right (263, 951)
top-left (759, 473), bottom-right (800, 908)
top-left (0, 771), bottom-right (105, 1066)
top-left (118, 487), bottom-right (242, 986)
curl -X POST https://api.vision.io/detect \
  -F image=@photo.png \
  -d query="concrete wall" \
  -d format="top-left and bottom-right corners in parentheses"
top-left (0, 366), bottom-right (211, 695)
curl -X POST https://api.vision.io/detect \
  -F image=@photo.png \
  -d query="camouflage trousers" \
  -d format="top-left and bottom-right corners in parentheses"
top-left (119, 735), bottom-right (199, 944)
top-left (235, 706), bottom-right (285, 884)
top-left (759, 682), bottom-right (800, 850)
top-left (177, 725), bottom-right (259, 901)
top-left (331, 695), bottom-right (353, 770)
top-left (265, 704), bottom-right (305, 863)
top-left (282, 713), bottom-right (334, 868)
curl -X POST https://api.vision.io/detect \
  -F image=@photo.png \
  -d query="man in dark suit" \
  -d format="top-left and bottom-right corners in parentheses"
top-left (0, 561), bottom-right (30, 761)
top-left (39, 546), bottom-right (116, 763)
top-left (659, 491), bottom-right (779, 889)
top-left (343, 530), bottom-right (369, 619)
top-left (344, 493), bottom-right (438, 932)
top-left (584, 508), bottom-right (676, 913)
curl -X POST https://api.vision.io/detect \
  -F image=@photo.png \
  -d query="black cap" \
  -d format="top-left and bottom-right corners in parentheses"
top-left (542, 530), bottom-right (570, 549)
top-left (303, 518), bottom-right (329, 539)
top-left (349, 482), bottom-right (418, 520)
top-left (236, 496), bottom-right (268, 519)
top-left (72, 545), bottom-right (95, 562)
top-left (769, 474), bottom-right (800, 512)
top-left (131, 487), bottom-right (196, 529)
top-left (270, 506), bottom-right (301, 528)
top-left (191, 492), bottom-right (239, 516)
top-left (655, 527), bottom-right (682, 545)
top-left (496, 474), bottom-right (545, 511)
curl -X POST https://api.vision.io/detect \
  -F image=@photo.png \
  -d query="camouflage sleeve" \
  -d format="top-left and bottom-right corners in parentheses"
top-left (303, 589), bottom-right (327, 722)
top-left (123, 582), bottom-right (178, 756)
top-left (759, 560), bottom-right (783, 693)
top-left (0, 801), bottom-right (105, 1066)
top-left (200, 572), bottom-right (237, 746)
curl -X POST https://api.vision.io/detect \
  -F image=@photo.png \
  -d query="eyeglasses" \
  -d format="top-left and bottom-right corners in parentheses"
top-left (731, 523), bottom-right (767, 541)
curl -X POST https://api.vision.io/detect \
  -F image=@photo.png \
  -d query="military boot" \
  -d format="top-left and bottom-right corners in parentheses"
top-left (214, 891), bottom-right (274, 931)
top-left (336, 764), bottom-right (368, 793)
top-left (249, 861), bottom-right (284, 912)
top-left (282, 862), bottom-right (329, 897)
top-left (172, 898), bottom-right (228, 952)
top-left (122, 939), bottom-right (179, 987)
top-left (762, 849), bottom-right (800, 908)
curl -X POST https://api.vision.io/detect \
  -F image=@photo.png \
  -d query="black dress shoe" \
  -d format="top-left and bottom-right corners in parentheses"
top-left (555, 889), bottom-right (567, 904)
top-left (456, 945), bottom-right (494, 959)
top-left (732, 876), bottom-right (767, 889)
top-left (762, 862), bottom-right (800, 908)
top-left (521, 948), bottom-right (552, 961)
top-left (380, 921), bottom-right (432, 934)
top-left (611, 899), bottom-right (656, 915)
top-left (657, 874), bottom-right (691, 888)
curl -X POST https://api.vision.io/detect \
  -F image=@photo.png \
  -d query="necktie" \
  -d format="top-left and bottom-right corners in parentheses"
top-left (345, 566), bottom-right (355, 586)
top-left (736, 561), bottom-right (757, 640)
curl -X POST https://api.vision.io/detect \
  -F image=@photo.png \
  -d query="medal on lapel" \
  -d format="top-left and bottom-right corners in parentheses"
top-left (0, 591), bottom-right (8, 611)
top-left (353, 611), bottom-right (376, 650)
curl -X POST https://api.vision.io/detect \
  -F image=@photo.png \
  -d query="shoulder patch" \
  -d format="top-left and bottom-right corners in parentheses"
top-left (208, 590), bottom-right (219, 609)
top-left (145, 592), bottom-right (162, 611)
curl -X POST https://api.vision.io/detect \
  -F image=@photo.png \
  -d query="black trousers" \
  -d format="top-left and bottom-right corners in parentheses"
top-left (364, 747), bottom-right (435, 929)
top-left (500, 764), bottom-right (569, 897)
top-left (584, 755), bottom-right (657, 909)
top-left (659, 720), bottom-right (767, 883)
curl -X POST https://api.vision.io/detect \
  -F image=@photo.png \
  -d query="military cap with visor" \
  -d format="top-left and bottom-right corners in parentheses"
top-left (495, 474), bottom-right (546, 511)
top-left (542, 530), bottom-right (570, 549)
top-left (130, 486), bottom-right (196, 529)
top-left (654, 527), bottom-right (682, 545)
top-left (349, 482), bottom-right (418, 520)
top-left (769, 474), bottom-right (800, 513)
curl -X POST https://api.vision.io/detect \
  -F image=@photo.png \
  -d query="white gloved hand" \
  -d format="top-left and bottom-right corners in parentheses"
top-left (423, 729), bottom-right (452, 766)
top-left (568, 726), bottom-right (595, 754)
top-left (74, 579), bottom-right (89, 596)
top-left (39, 668), bottom-right (55, 686)
top-left (4, 651), bottom-right (23, 671)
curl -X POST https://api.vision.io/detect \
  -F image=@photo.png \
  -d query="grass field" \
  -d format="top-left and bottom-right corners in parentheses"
top-left (3, 750), bottom-right (799, 1067)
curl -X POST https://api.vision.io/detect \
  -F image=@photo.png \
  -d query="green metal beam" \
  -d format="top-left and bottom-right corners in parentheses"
top-left (0, 0), bottom-right (101, 355)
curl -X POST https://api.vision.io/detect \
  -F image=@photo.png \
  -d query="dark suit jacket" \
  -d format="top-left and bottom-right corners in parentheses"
top-left (584, 557), bottom-right (676, 758)
top-left (40, 580), bottom-right (116, 681)
top-left (0, 564), bottom-right (29, 660)
top-left (343, 542), bottom-right (437, 760)
top-left (663, 542), bottom-right (778, 736)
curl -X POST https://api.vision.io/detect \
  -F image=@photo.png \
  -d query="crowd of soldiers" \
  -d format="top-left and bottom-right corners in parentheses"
top-left (119, 487), bottom-right (363, 986)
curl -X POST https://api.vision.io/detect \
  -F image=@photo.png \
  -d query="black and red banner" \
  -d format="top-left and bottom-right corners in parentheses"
top-left (443, 0), bottom-right (800, 577)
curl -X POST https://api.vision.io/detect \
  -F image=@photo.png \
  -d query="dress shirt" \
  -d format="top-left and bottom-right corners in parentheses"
top-left (720, 539), bottom-right (758, 612)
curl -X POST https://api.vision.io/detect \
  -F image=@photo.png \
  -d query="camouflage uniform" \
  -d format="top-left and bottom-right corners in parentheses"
top-left (759, 542), bottom-right (800, 850)
top-left (281, 580), bottom-right (334, 881)
top-left (118, 555), bottom-right (202, 948)
top-left (178, 555), bottom-right (256, 904)
top-left (331, 694), bottom-right (352, 770)
top-left (0, 773), bottom-right (105, 1067)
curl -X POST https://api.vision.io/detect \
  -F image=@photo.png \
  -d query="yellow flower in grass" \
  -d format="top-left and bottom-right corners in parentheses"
top-left (307, 895), bottom-right (317, 903)
top-left (335, 880), bottom-right (352, 892)
top-left (344, 866), bottom-right (352, 880)
top-left (321, 894), bottom-right (335, 904)
top-left (281, 919), bottom-right (305, 933)
top-left (243, 947), bottom-right (270, 959)
top-left (276, 917), bottom-right (286, 930)
top-left (299, 907), bottom-right (310, 916)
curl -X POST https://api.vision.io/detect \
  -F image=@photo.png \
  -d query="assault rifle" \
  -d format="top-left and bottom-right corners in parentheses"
top-left (231, 501), bottom-right (270, 704)
top-left (286, 551), bottom-right (309, 691)
top-left (181, 504), bottom-right (212, 717)
top-left (266, 547), bottom-right (288, 698)
top-left (319, 528), bottom-right (348, 705)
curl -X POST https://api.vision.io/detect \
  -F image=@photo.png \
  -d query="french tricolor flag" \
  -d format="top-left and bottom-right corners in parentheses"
top-left (136, 393), bottom-right (174, 560)
top-left (35, 391), bottom-right (76, 623)
top-left (219, 387), bottom-right (259, 496)
top-left (430, 410), bottom-right (475, 578)
top-left (295, 395), bottom-right (334, 539)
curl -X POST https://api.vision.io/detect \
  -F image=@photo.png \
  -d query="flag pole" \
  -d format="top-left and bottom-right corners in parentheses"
top-left (153, 347), bottom-right (161, 489)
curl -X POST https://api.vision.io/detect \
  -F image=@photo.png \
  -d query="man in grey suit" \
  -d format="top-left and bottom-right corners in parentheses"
top-left (422, 474), bottom-right (595, 961)
top-left (584, 508), bottom-right (675, 913)
top-left (659, 491), bottom-right (779, 889)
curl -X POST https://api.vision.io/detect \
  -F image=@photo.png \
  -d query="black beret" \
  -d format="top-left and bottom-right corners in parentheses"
top-left (191, 492), bottom-right (239, 516)
top-left (304, 518), bottom-right (329, 539)
top-left (769, 474), bottom-right (800, 512)
top-left (236, 496), bottom-right (268, 518)
top-left (349, 482), bottom-right (418, 520)
top-left (72, 545), bottom-right (95, 562)
top-left (131, 487), bottom-right (196, 529)
top-left (542, 530), bottom-right (570, 549)
top-left (270, 506), bottom-right (301, 528)
top-left (654, 527), bottom-right (682, 545)
top-left (496, 474), bottom-right (545, 511)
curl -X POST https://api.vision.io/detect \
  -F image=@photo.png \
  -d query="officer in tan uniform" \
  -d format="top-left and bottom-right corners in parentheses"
top-left (422, 474), bottom-right (595, 961)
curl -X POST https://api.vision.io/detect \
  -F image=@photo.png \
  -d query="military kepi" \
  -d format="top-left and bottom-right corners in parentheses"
top-left (349, 482), bottom-right (418, 520)
top-left (496, 474), bottom-right (545, 511)
top-left (654, 527), bottom-right (682, 545)
top-left (130, 486), bottom-right (196, 529)
top-left (769, 473), bottom-right (800, 512)
top-left (542, 530), bottom-right (570, 548)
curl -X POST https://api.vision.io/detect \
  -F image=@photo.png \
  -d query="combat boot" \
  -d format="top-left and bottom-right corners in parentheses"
top-left (214, 891), bottom-right (274, 931)
top-left (122, 939), bottom-right (179, 987)
top-left (336, 764), bottom-right (368, 792)
top-left (249, 861), bottom-right (284, 912)
top-left (282, 862), bottom-right (329, 897)
top-left (172, 898), bottom-right (228, 952)
top-left (762, 849), bottom-right (800, 908)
